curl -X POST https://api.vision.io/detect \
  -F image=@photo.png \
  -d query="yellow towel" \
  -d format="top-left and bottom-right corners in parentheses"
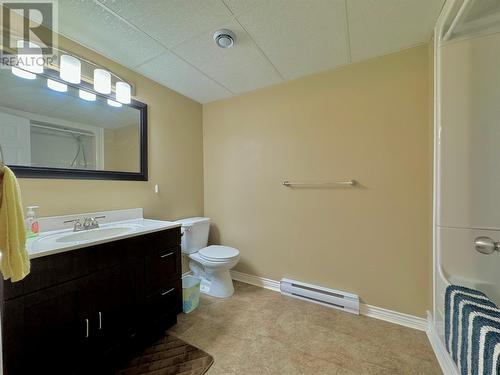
top-left (0, 166), bottom-right (30, 282)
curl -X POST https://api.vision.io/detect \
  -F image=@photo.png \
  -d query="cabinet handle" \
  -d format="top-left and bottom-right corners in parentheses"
top-left (160, 252), bottom-right (174, 258)
top-left (98, 312), bottom-right (102, 330)
top-left (85, 319), bottom-right (89, 338)
top-left (161, 288), bottom-right (175, 296)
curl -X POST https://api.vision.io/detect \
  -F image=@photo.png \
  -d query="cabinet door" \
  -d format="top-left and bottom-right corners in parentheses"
top-left (142, 279), bottom-right (182, 332)
top-left (93, 259), bottom-right (145, 359)
top-left (3, 277), bottom-right (93, 375)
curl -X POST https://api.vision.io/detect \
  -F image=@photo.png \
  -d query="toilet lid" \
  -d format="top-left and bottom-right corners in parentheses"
top-left (199, 245), bottom-right (239, 262)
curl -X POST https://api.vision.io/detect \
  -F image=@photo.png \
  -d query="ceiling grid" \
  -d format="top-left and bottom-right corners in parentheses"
top-left (56, 0), bottom-right (445, 103)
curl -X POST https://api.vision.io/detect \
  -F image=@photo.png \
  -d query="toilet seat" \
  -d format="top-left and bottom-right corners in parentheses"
top-left (198, 245), bottom-right (239, 262)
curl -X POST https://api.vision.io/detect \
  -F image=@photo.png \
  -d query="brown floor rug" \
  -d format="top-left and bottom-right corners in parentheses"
top-left (116, 335), bottom-right (214, 375)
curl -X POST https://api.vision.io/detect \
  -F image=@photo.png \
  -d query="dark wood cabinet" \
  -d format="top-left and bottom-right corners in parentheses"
top-left (3, 275), bottom-right (90, 374)
top-left (0, 227), bottom-right (182, 374)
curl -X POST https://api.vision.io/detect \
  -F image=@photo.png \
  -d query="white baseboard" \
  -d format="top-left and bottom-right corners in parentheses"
top-left (230, 270), bottom-right (426, 331)
top-left (360, 304), bottom-right (427, 331)
top-left (426, 312), bottom-right (459, 375)
top-left (231, 270), bottom-right (281, 292)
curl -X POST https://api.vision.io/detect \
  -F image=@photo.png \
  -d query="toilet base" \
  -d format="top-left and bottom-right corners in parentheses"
top-left (189, 261), bottom-right (235, 298)
top-left (201, 269), bottom-right (235, 298)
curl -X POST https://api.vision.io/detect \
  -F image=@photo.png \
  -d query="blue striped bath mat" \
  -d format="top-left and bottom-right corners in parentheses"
top-left (461, 304), bottom-right (500, 375)
top-left (445, 285), bottom-right (495, 359)
top-left (445, 285), bottom-right (500, 375)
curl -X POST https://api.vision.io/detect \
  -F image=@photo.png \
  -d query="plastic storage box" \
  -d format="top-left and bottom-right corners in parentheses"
top-left (182, 275), bottom-right (201, 313)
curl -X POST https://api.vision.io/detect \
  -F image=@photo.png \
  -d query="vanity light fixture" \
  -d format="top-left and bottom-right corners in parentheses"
top-left (9, 45), bottom-right (133, 104)
top-left (107, 99), bottom-right (122, 107)
top-left (94, 69), bottom-right (111, 94)
top-left (115, 81), bottom-right (131, 104)
top-left (79, 89), bottom-right (96, 101)
top-left (60, 55), bottom-right (81, 84)
top-left (47, 79), bottom-right (68, 92)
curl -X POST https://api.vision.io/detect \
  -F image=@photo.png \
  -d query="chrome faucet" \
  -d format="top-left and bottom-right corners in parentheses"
top-left (64, 216), bottom-right (105, 232)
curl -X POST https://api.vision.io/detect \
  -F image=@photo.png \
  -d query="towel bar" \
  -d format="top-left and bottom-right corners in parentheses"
top-left (283, 180), bottom-right (356, 187)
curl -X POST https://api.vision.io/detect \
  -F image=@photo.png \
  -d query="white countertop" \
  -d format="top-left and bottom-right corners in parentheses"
top-left (27, 210), bottom-right (180, 259)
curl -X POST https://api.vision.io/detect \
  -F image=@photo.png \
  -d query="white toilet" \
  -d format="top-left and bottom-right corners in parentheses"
top-left (176, 217), bottom-right (240, 298)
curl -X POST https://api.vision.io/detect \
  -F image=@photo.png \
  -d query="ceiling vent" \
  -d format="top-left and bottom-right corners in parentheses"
top-left (213, 29), bottom-right (235, 49)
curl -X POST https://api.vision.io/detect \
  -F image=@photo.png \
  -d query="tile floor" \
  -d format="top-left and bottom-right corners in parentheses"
top-left (168, 281), bottom-right (441, 374)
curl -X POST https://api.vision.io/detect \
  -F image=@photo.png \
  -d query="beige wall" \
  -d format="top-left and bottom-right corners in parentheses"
top-left (203, 45), bottom-right (432, 316)
top-left (18, 36), bottom-right (204, 222)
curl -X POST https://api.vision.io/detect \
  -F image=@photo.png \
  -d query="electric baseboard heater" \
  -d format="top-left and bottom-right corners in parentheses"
top-left (280, 278), bottom-right (359, 315)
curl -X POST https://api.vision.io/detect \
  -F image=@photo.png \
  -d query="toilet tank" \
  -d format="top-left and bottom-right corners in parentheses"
top-left (175, 217), bottom-right (210, 254)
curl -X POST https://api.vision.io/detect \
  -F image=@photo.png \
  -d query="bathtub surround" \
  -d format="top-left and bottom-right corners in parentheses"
top-left (203, 45), bottom-right (432, 318)
top-left (17, 35), bottom-right (204, 222)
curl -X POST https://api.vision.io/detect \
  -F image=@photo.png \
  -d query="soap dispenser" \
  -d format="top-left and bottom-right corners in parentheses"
top-left (25, 206), bottom-right (40, 239)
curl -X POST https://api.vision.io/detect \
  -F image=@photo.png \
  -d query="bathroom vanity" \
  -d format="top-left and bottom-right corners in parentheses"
top-left (0, 209), bottom-right (182, 374)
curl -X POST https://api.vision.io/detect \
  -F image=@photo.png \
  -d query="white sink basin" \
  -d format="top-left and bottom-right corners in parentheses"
top-left (55, 227), bottom-right (134, 243)
top-left (26, 215), bottom-right (181, 259)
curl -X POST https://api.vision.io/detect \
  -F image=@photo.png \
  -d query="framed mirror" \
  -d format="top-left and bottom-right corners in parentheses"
top-left (0, 61), bottom-right (147, 181)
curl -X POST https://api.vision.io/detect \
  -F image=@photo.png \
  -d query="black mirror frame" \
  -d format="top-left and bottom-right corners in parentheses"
top-left (9, 99), bottom-right (148, 181)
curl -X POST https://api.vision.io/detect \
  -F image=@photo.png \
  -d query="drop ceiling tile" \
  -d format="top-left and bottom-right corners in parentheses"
top-left (172, 20), bottom-right (282, 95)
top-left (98, 0), bottom-right (233, 48)
top-left (135, 51), bottom-right (232, 103)
top-left (222, 0), bottom-right (269, 16)
top-left (347, 0), bottom-right (445, 62)
top-left (58, 0), bottom-right (165, 68)
top-left (237, 0), bottom-right (349, 80)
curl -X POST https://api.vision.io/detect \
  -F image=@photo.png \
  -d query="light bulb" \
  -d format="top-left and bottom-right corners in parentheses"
top-left (94, 69), bottom-right (111, 94)
top-left (115, 81), bottom-right (131, 104)
top-left (60, 55), bottom-right (81, 84)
